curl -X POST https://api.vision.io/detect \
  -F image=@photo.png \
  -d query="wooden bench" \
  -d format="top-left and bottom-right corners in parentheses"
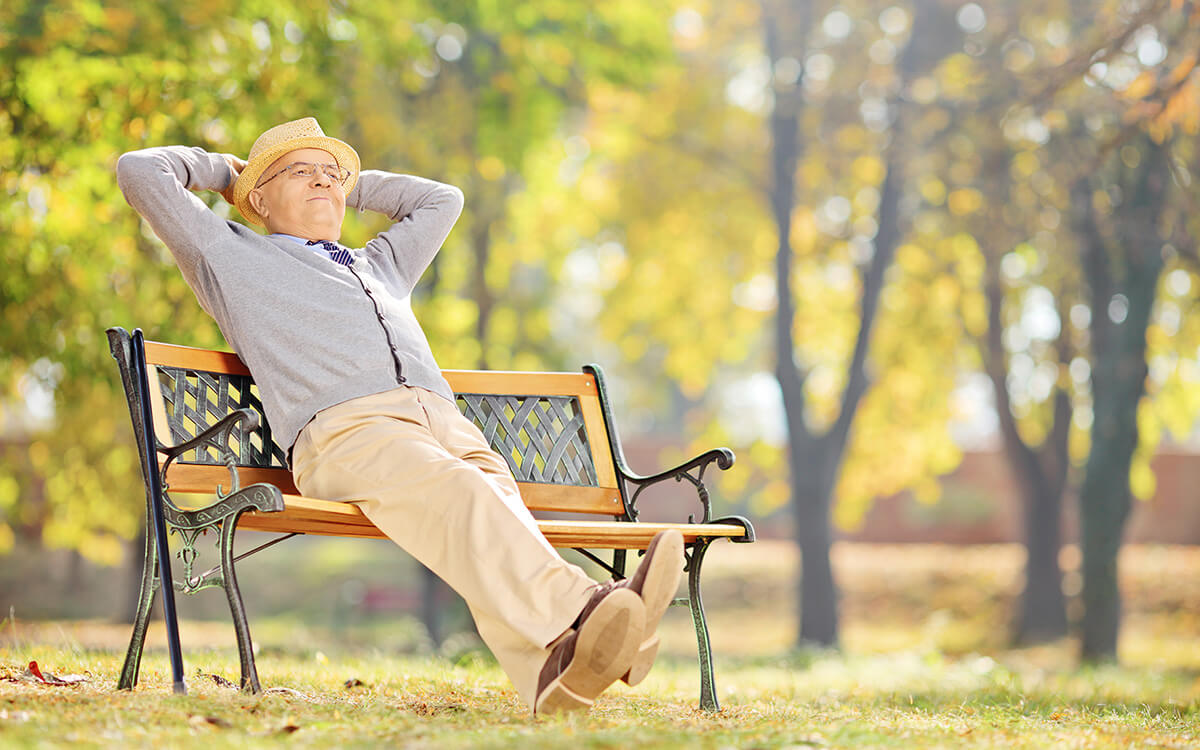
top-left (107, 326), bottom-right (754, 710)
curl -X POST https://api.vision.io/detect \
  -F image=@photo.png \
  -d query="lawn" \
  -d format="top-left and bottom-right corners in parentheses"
top-left (2, 541), bottom-right (1198, 748)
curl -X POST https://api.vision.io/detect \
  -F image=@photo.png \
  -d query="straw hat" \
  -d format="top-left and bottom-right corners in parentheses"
top-left (233, 117), bottom-right (360, 226)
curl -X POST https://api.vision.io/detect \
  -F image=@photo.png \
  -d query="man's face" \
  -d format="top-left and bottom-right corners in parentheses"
top-left (248, 148), bottom-right (347, 241)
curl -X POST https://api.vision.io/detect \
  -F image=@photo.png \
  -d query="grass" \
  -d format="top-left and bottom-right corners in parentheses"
top-left (1, 644), bottom-right (1196, 748)
top-left (2, 541), bottom-right (1199, 747)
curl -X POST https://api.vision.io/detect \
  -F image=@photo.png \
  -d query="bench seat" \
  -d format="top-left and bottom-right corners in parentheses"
top-left (236, 494), bottom-right (749, 548)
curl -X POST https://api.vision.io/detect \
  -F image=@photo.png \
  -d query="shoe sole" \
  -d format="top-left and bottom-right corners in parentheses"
top-left (535, 588), bottom-right (645, 714)
top-left (622, 529), bottom-right (684, 686)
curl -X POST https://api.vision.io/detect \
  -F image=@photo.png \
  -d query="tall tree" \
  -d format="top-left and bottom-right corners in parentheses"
top-left (915, 0), bottom-right (1200, 647)
top-left (1047, 0), bottom-right (1200, 657)
top-left (765, 0), bottom-right (964, 646)
top-left (546, 0), bottom-right (982, 649)
top-left (936, 1), bottom-right (1082, 643)
top-left (1072, 136), bottom-right (1170, 657)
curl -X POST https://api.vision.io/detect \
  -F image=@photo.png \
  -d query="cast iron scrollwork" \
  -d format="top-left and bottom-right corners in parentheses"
top-left (152, 409), bottom-right (285, 593)
top-left (175, 527), bottom-right (222, 594)
top-left (622, 448), bottom-right (735, 524)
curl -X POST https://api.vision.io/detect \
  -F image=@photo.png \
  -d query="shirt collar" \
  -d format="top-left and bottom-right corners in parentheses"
top-left (270, 233), bottom-right (307, 245)
top-left (270, 233), bottom-right (342, 251)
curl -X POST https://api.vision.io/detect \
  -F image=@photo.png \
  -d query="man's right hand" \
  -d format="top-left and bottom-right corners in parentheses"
top-left (220, 154), bottom-right (247, 205)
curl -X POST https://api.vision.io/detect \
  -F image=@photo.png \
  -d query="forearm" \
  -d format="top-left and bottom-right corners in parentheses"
top-left (117, 146), bottom-right (234, 195)
top-left (349, 170), bottom-right (463, 223)
top-left (116, 146), bottom-right (239, 267)
top-left (352, 171), bottom-right (465, 290)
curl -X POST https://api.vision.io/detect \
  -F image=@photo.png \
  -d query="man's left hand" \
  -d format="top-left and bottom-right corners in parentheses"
top-left (219, 154), bottom-right (247, 205)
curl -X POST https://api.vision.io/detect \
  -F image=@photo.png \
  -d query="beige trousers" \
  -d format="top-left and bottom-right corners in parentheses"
top-left (291, 386), bottom-right (598, 708)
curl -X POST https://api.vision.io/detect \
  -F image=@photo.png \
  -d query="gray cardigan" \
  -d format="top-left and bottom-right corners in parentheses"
top-left (116, 146), bottom-right (464, 453)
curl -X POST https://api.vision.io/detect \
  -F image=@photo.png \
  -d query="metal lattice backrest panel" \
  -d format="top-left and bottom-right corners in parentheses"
top-left (457, 394), bottom-right (598, 486)
top-left (156, 366), bottom-right (289, 469)
top-left (156, 365), bottom-right (598, 487)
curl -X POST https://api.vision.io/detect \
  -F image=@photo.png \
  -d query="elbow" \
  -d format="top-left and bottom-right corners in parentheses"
top-left (115, 150), bottom-right (152, 192)
top-left (444, 184), bottom-right (465, 220)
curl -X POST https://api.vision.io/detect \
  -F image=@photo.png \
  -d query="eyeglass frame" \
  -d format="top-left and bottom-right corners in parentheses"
top-left (256, 161), bottom-right (352, 188)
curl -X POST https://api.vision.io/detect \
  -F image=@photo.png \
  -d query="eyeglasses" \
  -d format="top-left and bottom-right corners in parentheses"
top-left (257, 161), bottom-right (352, 187)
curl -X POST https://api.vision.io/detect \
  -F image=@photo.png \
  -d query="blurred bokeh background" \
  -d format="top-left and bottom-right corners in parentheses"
top-left (2, 0), bottom-right (1199, 667)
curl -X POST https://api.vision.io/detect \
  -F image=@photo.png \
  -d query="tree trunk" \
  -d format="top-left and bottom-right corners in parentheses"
top-left (763, 0), bottom-right (937, 648)
top-left (1074, 137), bottom-right (1168, 659)
top-left (1016, 472), bottom-right (1069, 641)
top-left (762, 0), bottom-right (825, 647)
top-left (791, 437), bottom-right (839, 645)
top-left (982, 264), bottom-right (1070, 642)
top-left (1078, 399), bottom-right (1136, 658)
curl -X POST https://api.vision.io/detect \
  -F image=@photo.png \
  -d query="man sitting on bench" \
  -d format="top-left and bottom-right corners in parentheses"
top-left (116, 117), bottom-right (683, 714)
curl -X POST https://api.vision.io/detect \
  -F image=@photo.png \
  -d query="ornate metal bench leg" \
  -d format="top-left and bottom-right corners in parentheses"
top-left (687, 538), bottom-right (720, 711)
top-left (119, 514), bottom-right (159, 690)
top-left (219, 516), bottom-right (262, 693)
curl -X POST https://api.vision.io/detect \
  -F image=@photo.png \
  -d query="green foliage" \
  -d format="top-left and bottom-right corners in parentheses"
top-left (4, 0), bottom-right (1200, 571)
top-left (0, 0), bottom-right (673, 561)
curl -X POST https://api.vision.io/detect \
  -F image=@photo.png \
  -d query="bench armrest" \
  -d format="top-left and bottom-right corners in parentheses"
top-left (161, 408), bottom-right (260, 460)
top-left (153, 408), bottom-right (284, 594)
top-left (622, 448), bottom-right (734, 486)
top-left (622, 448), bottom-right (736, 525)
top-left (160, 408), bottom-right (260, 497)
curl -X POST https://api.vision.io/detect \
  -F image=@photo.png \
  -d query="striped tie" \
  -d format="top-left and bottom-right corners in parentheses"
top-left (306, 239), bottom-right (353, 266)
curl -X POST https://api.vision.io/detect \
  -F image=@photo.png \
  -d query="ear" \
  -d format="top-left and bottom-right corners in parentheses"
top-left (248, 188), bottom-right (269, 219)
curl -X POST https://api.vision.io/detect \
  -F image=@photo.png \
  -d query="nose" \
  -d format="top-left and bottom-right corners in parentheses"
top-left (310, 169), bottom-right (333, 187)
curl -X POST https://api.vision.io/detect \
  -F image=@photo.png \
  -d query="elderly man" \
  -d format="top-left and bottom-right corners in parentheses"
top-left (116, 117), bottom-right (682, 714)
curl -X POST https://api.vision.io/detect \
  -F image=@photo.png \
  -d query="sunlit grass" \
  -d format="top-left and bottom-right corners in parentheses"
top-left (2, 542), bottom-right (1198, 747)
top-left (1, 644), bottom-right (1196, 748)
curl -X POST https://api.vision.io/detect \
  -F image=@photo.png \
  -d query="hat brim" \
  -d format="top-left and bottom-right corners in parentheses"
top-left (233, 135), bottom-right (360, 226)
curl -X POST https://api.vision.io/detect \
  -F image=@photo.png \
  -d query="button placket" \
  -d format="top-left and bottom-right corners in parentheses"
top-left (348, 265), bottom-right (407, 385)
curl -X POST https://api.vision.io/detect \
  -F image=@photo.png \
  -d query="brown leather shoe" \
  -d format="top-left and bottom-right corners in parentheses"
top-left (616, 529), bottom-right (684, 686)
top-left (534, 587), bottom-right (645, 714)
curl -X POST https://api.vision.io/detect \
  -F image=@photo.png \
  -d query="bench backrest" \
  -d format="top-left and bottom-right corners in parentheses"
top-left (108, 329), bottom-right (627, 518)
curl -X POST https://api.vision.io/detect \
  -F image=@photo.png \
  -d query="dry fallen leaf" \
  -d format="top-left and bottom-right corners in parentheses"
top-left (265, 686), bottom-right (314, 702)
top-left (198, 671), bottom-right (237, 689)
top-left (187, 714), bottom-right (232, 730)
top-left (22, 661), bottom-right (88, 686)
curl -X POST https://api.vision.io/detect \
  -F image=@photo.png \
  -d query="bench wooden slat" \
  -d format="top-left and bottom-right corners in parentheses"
top-left (166, 465), bottom-right (302, 495)
top-left (143, 343), bottom-right (598, 399)
top-left (144, 341), bottom-right (251, 375)
top-left (443, 370), bottom-right (598, 397)
top-left (518, 484), bottom-right (623, 514)
top-left (234, 495), bottom-right (744, 549)
top-left (536, 520), bottom-right (746, 549)
top-left (165, 465), bottom-right (624, 515)
top-left (577, 389), bottom-right (619, 489)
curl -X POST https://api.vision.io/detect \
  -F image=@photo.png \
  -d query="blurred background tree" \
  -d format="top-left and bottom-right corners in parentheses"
top-left (546, 0), bottom-right (1200, 654)
top-left (3, 0), bottom-right (1200, 663)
